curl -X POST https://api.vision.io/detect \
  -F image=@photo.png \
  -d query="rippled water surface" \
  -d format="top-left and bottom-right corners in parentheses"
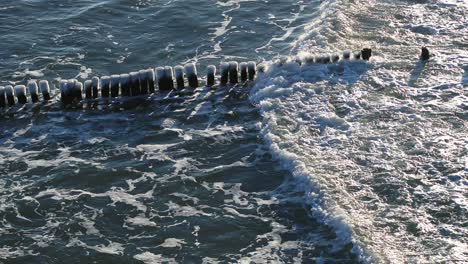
top-left (1, 0), bottom-right (467, 263)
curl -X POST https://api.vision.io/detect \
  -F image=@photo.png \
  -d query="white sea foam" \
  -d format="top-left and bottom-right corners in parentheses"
top-left (251, 0), bottom-right (468, 262)
top-left (134, 252), bottom-right (177, 264)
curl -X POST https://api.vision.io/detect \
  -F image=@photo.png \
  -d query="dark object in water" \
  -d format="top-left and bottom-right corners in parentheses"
top-left (0, 86), bottom-right (6, 108)
top-left (101, 76), bottom-right (110, 97)
top-left (207, 65), bottom-right (216, 86)
top-left (420, 47), bottom-right (430, 61)
top-left (361, 48), bottom-right (372, 60)
top-left (174, 66), bottom-right (185, 90)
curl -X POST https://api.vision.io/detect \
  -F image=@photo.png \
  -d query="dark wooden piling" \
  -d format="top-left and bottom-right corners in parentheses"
top-left (15, 85), bottom-right (28, 104)
top-left (174, 66), bottom-right (185, 90)
top-left (206, 65), bottom-right (216, 86)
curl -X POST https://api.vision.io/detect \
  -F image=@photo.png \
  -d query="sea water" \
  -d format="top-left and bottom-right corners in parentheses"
top-left (0, 0), bottom-right (466, 263)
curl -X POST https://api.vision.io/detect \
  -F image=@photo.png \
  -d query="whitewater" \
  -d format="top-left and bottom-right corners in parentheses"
top-left (0, 0), bottom-right (467, 263)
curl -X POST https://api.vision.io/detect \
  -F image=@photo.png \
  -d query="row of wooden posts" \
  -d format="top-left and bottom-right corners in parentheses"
top-left (0, 48), bottom-right (372, 108)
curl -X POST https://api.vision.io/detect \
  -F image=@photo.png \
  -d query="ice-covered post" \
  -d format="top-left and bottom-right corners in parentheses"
top-left (206, 65), bottom-right (216, 86)
top-left (174, 66), bottom-right (185, 89)
top-left (156, 67), bottom-right (166, 91)
top-left (0, 86), bottom-right (5, 108)
top-left (91, 77), bottom-right (99, 98)
top-left (38, 80), bottom-right (51, 101)
top-left (331, 54), bottom-right (340, 63)
top-left (15, 85), bottom-right (27, 104)
top-left (84, 80), bottom-right (92, 99)
top-left (129, 72), bottom-right (140, 96)
top-left (27, 81), bottom-right (40, 103)
top-left (220, 63), bottom-right (229, 86)
top-left (165, 67), bottom-right (174, 90)
top-left (120, 74), bottom-right (131, 97)
top-left (229, 61), bottom-right (238, 84)
top-left (239, 62), bottom-right (247, 82)
top-left (185, 63), bottom-right (198, 88)
top-left (110, 75), bottom-right (120, 97)
top-left (147, 69), bottom-right (155, 93)
top-left (139, 70), bottom-right (149, 95)
top-left (5, 85), bottom-right (15, 106)
top-left (74, 81), bottom-right (83, 101)
top-left (247, 62), bottom-right (256, 81)
top-left (66, 80), bottom-right (76, 103)
top-left (101, 76), bottom-right (110, 97)
top-left (354, 51), bottom-right (361, 60)
top-left (343, 51), bottom-right (351, 60)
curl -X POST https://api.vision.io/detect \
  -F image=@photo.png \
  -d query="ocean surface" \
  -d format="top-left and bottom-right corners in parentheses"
top-left (0, 0), bottom-right (467, 263)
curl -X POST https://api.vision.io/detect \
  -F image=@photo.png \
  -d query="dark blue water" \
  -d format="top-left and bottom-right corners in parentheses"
top-left (1, 0), bottom-right (467, 263)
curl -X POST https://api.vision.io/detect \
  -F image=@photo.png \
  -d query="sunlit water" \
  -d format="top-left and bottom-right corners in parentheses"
top-left (0, 0), bottom-right (467, 263)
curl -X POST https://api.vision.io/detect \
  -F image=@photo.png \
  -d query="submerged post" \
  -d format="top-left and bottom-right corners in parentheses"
top-left (28, 81), bottom-right (39, 103)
